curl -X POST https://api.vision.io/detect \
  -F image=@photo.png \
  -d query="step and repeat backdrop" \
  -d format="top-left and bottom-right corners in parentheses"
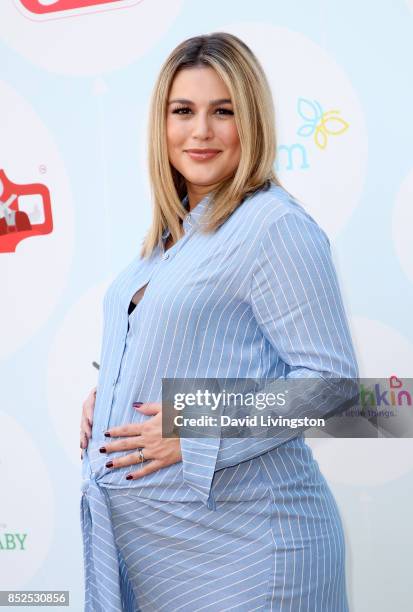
top-left (1, 1), bottom-right (413, 610)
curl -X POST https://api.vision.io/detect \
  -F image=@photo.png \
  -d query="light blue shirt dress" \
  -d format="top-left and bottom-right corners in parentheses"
top-left (80, 181), bottom-right (358, 611)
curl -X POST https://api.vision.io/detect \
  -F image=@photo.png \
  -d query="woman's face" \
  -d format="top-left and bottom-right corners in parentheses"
top-left (166, 66), bottom-right (241, 203)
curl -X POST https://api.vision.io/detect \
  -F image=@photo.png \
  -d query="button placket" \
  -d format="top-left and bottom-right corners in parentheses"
top-left (103, 321), bottom-right (129, 430)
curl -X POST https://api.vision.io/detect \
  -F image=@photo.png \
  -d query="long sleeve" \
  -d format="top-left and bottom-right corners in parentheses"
top-left (180, 210), bottom-right (359, 505)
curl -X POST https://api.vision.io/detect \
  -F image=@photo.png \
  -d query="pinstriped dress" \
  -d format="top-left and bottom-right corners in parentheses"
top-left (80, 182), bottom-right (358, 611)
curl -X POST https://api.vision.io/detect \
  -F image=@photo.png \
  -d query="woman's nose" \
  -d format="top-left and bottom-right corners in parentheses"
top-left (192, 113), bottom-right (213, 138)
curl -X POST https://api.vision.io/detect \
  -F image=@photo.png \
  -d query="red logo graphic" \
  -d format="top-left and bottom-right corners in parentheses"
top-left (0, 169), bottom-right (53, 253)
top-left (18, 0), bottom-right (129, 14)
top-left (389, 375), bottom-right (403, 389)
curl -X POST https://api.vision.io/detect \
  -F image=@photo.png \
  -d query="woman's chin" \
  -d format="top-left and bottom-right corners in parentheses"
top-left (181, 170), bottom-right (226, 186)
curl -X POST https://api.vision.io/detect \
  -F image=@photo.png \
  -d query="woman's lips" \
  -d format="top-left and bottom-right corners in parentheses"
top-left (185, 150), bottom-right (222, 161)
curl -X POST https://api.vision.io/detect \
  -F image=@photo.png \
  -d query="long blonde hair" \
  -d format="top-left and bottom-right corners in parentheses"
top-left (140, 32), bottom-right (286, 259)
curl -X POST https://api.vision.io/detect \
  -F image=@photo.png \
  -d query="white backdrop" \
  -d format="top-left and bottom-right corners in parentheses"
top-left (1, 1), bottom-right (412, 610)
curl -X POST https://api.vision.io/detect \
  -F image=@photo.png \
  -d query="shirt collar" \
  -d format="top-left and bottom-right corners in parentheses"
top-left (161, 193), bottom-right (212, 240)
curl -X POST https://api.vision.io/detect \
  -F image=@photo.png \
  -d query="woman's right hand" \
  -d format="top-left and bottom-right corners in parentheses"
top-left (80, 386), bottom-right (97, 458)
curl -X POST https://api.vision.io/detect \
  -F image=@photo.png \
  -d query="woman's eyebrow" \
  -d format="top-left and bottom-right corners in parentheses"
top-left (167, 98), bottom-right (232, 105)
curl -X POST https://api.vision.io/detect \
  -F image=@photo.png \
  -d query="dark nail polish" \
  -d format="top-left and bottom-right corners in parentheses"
top-left (99, 447), bottom-right (106, 453)
top-left (126, 475), bottom-right (133, 480)
top-left (106, 461), bottom-right (113, 468)
top-left (104, 431), bottom-right (111, 437)
top-left (133, 402), bottom-right (143, 407)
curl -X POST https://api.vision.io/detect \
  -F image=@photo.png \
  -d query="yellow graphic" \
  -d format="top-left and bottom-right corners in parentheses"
top-left (297, 98), bottom-right (349, 150)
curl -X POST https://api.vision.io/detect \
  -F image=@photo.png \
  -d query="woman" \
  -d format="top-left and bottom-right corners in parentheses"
top-left (80, 32), bottom-right (358, 611)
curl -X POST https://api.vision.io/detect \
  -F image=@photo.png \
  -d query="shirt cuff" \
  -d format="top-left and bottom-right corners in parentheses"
top-left (180, 436), bottom-right (221, 510)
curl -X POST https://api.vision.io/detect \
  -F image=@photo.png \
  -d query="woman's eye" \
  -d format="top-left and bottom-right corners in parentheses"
top-left (215, 108), bottom-right (234, 115)
top-left (172, 106), bottom-right (191, 114)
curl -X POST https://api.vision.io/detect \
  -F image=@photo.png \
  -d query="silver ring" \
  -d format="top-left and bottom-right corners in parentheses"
top-left (137, 448), bottom-right (145, 464)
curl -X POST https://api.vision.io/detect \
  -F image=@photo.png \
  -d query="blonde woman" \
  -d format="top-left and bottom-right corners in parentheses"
top-left (80, 32), bottom-right (358, 611)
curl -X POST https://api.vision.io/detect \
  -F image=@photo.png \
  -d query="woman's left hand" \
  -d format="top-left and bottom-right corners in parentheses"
top-left (101, 402), bottom-right (182, 480)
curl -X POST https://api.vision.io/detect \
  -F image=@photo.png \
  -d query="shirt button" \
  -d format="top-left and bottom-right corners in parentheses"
top-left (162, 253), bottom-right (170, 260)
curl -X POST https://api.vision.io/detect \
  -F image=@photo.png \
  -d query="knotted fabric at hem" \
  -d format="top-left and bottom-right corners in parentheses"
top-left (80, 477), bottom-right (139, 612)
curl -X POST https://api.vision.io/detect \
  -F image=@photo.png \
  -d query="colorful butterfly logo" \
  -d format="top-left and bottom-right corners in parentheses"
top-left (297, 98), bottom-right (349, 150)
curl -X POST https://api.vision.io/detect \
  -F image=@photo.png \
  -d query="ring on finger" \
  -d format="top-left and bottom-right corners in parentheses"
top-left (136, 448), bottom-right (145, 464)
